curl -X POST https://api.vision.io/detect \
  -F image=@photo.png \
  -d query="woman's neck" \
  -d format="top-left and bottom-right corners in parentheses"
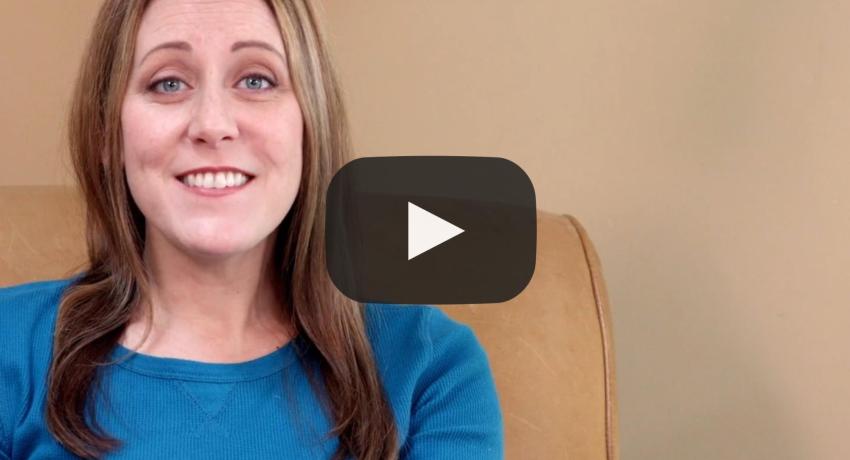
top-left (119, 230), bottom-right (293, 363)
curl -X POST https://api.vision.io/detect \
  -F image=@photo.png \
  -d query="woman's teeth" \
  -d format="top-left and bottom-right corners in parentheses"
top-left (182, 171), bottom-right (250, 189)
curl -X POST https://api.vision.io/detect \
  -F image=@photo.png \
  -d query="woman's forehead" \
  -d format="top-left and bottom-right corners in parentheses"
top-left (136, 0), bottom-right (283, 55)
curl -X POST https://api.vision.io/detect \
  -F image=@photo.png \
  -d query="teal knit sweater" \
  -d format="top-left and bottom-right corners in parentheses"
top-left (0, 278), bottom-right (503, 459)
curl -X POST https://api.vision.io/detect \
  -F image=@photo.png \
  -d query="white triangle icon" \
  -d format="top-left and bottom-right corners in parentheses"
top-left (408, 202), bottom-right (465, 260)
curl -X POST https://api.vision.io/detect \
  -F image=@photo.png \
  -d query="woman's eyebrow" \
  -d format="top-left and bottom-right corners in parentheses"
top-left (139, 40), bottom-right (286, 66)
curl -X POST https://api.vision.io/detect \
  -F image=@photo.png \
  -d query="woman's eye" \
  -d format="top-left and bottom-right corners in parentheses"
top-left (239, 73), bottom-right (277, 91)
top-left (148, 74), bottom-right (277, 94)
top-left (149, 78), bottom-right (185, 93)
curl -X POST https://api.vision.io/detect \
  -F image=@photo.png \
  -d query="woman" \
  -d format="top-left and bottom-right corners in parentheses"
top-left (0, 0), bottom-right (503, 459)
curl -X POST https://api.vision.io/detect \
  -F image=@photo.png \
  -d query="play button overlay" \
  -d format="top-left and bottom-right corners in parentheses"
top-left (326, 156), bottom-right (536, 304)
top-left (408, 202), bottom-right (464, 260)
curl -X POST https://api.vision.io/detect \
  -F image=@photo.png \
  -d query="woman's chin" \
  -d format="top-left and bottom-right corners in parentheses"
top-left (177, 229), bottom-right (263, 260)
top-left (183, 243), bottom-right (258, 262)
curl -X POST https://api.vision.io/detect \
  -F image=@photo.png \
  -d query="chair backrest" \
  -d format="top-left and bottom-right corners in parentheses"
top-left (0, 185), bottom-right (619, 459)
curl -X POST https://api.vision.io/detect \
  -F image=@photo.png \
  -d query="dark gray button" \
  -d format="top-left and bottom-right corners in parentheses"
top-left (326, 156), bottom-right (536, 304)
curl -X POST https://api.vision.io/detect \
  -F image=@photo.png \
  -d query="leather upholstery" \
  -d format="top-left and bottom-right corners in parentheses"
top-left (0, 186), bottom-right (619, 459)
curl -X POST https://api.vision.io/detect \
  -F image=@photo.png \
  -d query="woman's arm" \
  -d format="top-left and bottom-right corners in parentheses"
top-left (400, 308), bottom-right (504, 459)
top-left (0, 279), bottom-right (68, 460)
top-left (0, 415), bottom-right (10, 460)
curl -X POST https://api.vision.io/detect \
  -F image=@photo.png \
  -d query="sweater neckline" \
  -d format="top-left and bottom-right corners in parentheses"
top-left (107, 334), bottom-right (306, 383)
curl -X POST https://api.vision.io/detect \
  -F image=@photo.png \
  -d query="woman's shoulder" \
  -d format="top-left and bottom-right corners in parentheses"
top-left (0, 277), bottom-right (75, 331)
top-left (0, 276), bottom-right (74, 365)
top-left (362, 304), bottom-right (503, 456)
top-left (0, 276), bottom-right (75, 373)
top-left (363, 304), bottom-right (479, 353)
top-left (0, 276), bottom-right (75, 297)
top-left (0, 277), bottom-right (74, 454)
top-left (362, 303), bottom-right (491, 380)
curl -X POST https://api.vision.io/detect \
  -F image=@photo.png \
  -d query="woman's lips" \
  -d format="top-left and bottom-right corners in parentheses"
top-left (175, 175), bottom-right (255, 197)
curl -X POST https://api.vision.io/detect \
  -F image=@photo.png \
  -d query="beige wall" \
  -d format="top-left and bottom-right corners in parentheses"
top-left (0, 1), bottom-right (99, 186)
top-left (3, 1), bottom-right (849, 459)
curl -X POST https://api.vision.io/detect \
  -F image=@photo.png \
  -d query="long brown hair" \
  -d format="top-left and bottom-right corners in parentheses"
top-left (48, 1), bottom-right (398, 458)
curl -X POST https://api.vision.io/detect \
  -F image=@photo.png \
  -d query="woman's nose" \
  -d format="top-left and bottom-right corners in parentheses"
top-left (187, 87), bottom-right (238, 148)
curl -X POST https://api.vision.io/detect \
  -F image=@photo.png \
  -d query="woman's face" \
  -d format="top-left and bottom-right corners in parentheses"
top-left (121, 0), bottom-right (303, 260)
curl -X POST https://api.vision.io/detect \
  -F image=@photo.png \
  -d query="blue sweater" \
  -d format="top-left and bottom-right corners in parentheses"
top-left (0, 278), bottom-right (503, 459)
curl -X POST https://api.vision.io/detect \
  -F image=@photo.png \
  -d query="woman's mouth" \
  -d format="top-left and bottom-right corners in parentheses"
top-left (175, 171), bottom-right (256, 196)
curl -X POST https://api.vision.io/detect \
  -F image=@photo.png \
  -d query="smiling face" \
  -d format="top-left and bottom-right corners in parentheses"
top-left (121, 0), bottom-right (303, 261)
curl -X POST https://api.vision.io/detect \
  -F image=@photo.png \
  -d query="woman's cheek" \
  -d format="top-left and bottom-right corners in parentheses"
top-left (123, 105), bottom-right (181, 170)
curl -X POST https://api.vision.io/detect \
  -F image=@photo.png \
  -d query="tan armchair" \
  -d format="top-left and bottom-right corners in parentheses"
top-left (0, 186), bottom-right (619, 460)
